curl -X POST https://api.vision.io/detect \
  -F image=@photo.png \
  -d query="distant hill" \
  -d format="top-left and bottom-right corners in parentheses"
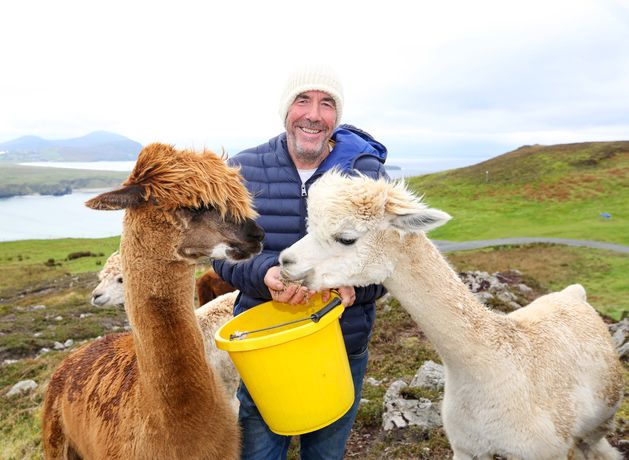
top-left (406, 140), bottom-right (629, 245)
top-left (0, 131), bottom-right (142, 162)
top-left (0, 163), bottom-right (128, 198)
top-left (409, 140), bottom-right (629, 190)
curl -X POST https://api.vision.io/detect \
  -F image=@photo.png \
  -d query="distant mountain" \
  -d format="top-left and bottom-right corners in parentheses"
top-left (0, 131), bottom-right (142, 162)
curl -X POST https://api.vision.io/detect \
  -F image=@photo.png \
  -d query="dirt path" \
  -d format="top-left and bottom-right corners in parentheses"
top-left (434, 237), bottom-right (629, 254)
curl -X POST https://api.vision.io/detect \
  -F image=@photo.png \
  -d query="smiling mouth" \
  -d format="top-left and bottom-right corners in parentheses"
top-left (299, 127), bottom-right (322, 135)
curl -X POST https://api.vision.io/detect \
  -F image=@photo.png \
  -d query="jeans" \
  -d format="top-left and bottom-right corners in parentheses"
top-left (237, 345), bottom-right (369, 460)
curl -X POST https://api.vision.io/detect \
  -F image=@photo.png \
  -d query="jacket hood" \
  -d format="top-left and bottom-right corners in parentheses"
top-left (316, 124), bottom-right (387, 174)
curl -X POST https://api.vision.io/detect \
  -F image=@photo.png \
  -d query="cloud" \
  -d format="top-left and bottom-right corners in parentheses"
top-left (1, 0), bottom-right (628, 168)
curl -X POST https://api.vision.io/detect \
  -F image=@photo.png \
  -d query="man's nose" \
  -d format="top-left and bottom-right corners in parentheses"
top-left (305, 103), bottom-right (322, 121)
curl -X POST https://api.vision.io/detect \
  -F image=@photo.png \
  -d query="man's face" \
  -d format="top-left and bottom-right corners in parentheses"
top-left (285, 90), bottom-right (337, 166)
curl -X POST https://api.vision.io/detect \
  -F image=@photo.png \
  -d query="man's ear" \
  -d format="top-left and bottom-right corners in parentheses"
top-left (85, 184), bottom-right (146, 210)
top-left (390, 208), bottom-right (452, 233)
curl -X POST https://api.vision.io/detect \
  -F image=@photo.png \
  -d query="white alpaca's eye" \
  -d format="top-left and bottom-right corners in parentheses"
top-left (335, 236), bottom-right (357, 246)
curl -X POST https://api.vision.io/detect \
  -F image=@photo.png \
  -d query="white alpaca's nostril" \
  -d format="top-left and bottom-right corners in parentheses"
top-left (279, 254), bottom-right (295, 266)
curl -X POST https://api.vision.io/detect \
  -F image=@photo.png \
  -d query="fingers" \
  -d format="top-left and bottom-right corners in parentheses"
top-left (268, 281), bottom-right (310, 305)
top-left (264, 266), bottom-right (286, 291)
top-left (265, 266), bottom-right (356, 307)
top-left (337, 286), bottom-right (356, 307)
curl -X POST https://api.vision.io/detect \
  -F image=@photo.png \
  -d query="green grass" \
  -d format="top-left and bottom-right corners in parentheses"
top-left (0, 163), bottom-right (128, 187)
top-left (448, 244), bottom-right (629, 320)
top-left (408, 141), bottom-right (629, 244)
top-left (1, 239), bottom-right (627, 459)
top-left (1, 352), bottom-right (69, 460)
top-left (0, 237), bottom-right (120, 294)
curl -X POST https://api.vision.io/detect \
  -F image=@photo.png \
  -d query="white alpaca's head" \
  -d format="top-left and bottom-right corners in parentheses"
top-left (279, 171), bottom-right (451, 290)
top-left (91, 251), bottom-right (124, 307)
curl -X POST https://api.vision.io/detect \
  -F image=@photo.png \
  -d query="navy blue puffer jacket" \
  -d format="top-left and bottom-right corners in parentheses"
top-left (213, 124), bottom-right (388, 355)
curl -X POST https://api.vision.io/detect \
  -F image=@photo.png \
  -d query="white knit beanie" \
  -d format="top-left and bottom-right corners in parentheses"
top-left (278, 64), bottom-right (344, 128)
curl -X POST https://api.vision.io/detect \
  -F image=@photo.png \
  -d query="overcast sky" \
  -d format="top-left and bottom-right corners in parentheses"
top-left (2, 0), bottom-right (628, 171)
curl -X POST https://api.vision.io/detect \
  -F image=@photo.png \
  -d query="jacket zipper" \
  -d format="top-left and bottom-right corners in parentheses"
top-left (301, 183), bottom-right (307, 197)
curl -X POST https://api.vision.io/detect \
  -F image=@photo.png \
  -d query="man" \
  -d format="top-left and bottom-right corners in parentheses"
top-left (213, 64), bottom-right (388, 460)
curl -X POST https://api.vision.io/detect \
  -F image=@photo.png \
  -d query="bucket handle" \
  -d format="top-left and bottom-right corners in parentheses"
top-left (229, 297), bottom-right (343, 341)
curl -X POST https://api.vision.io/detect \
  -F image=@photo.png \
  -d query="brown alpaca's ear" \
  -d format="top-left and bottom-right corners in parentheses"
top-left (85, 184), bottom-right (146, 210)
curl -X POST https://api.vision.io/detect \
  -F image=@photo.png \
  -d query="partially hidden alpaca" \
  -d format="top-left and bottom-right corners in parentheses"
top-left (42, 143), bottom-right (264, 460)
top-left (196, 268), bottom-right (236, 306)
top-left (278, 171), bottom-right (623, 460)
top-left (89, 251), bottom-right (240, 403)
top-left (90, 251), bottom-right (124, 307)
top-left (91, 252), bottom-right (235, 308)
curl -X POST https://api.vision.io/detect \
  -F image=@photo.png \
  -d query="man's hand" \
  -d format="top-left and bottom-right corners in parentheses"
top-left (321, 286), bottom-right (356, 307)
top-left (264, 266), bottom-right (311, 305)
top-left (265, 266), bottom-right (356, 307)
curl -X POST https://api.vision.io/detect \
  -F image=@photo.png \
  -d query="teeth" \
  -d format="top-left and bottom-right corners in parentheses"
top-left (301, 127), bottom-right (320, 134)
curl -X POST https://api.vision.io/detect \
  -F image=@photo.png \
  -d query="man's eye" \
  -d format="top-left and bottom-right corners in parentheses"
top-left (336, 237), bottom-right (357, 246)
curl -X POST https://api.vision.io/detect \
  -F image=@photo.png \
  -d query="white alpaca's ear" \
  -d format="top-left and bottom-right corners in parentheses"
top-left (390, 208), bottom-right (451, 233)
top-left (85, 184), bottom-right (146, 210)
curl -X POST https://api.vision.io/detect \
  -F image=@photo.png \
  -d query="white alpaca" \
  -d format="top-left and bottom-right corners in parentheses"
top-left (279, 172), bottom-right (623, 460)
top-left (91, 251), bottom-right (124, 307)
top-left (195, 291), bottom-right (240, 406)
top-left (90, 251), bottom-right (240, 403)
top-left (91, 252), bottom-right (235, 308)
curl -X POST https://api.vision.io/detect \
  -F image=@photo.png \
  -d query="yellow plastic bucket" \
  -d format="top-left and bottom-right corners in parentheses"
top-left (215, 292), bottom-right (354, 435)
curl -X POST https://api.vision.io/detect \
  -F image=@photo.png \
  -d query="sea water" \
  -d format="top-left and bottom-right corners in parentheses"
top-left (0, 159), bottom-right (433, 242)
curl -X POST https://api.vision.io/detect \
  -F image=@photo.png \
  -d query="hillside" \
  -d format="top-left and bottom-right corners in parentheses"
top-left (0, 238), bottom-right (626, 459)
top-left (0, 164), bottom-right (129, 198)
top-left (0, 131), bottom-right (142, 162)
top-left (408, 141), bottom-right (629, 244)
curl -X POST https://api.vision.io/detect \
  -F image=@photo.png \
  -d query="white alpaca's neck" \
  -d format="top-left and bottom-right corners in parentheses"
top-left (121, 216), bottom-right (218, 418)
top-left (383, 232), bottom-right (505, 367)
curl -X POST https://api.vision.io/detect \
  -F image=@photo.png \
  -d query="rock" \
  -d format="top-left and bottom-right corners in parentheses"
top-left (609, 319), bottom-right (628, 347)
top-left (376, 292), bottom-right (392, 307)
top-left (54, 316), bottom-right (63, 321)
top-left (6, 379), bottom-right (37, 397)
top-left (458, 270), bottom-right (536, 313)
top-left (496, 291), bottom-right (517, 304)
top-left (64, 339), bottom-right (74, 348)
top-left (382, 380), bottom-right (442, 431)
top-left (410, 360), bottom-right (445, 391)
top-left (618, 341), bottom-right (629, 360)
top-left (474, 292), bottom-right (494, 302)
top-left (366, 377), bottom-right (383, 386)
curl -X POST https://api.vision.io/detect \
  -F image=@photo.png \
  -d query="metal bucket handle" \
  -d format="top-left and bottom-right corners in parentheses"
top-left (229, 297), bottom-right (343, 341)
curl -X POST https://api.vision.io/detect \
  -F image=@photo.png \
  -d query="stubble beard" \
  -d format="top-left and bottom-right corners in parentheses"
top-left (287, 122), bottom-right (330, 166)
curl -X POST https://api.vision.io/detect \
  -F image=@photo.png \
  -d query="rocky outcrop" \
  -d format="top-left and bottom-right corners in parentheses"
top-left (382, 380), bottom-right (442, 431)
top-left (458, 269), bottom-right (541, 313)
top-left (609, 318), bottom-right (629, 360)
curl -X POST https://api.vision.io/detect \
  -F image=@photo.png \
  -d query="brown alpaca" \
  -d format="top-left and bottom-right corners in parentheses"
top-left (42, 143), bottom-right (264, 460)
top-left (196, 269), bottom-right (236, 306)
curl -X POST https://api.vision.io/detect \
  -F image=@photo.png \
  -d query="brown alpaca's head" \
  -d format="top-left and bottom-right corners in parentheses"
top-left (86, 143), bottom-right (264, 262)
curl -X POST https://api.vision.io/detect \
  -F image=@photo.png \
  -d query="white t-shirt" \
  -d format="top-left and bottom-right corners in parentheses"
top-left (298, 168), bottom-right (317, 184)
